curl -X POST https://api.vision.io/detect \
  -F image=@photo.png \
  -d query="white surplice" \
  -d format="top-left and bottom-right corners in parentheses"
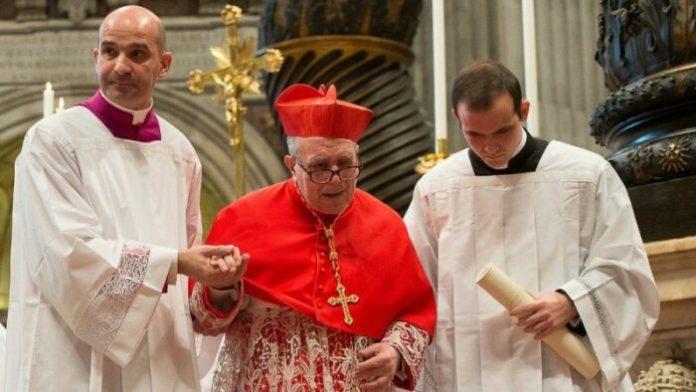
top-left (6, 106), bottom-right (203, 391)
top-left (404, 141), bottom-right (659, 391)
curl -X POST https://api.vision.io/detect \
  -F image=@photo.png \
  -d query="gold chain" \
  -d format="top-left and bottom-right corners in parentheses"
top-left (293, 182), bottom-right (345, 285)
top-left (294, 182), bottom-right (359, 325)
top-left (323, 227), bottom-right (342, 284)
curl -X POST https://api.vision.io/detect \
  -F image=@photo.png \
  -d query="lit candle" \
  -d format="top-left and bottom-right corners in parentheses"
top-left (522, 0), bottom-right (539, 136)
top-left (432, 0), bottom-right (448, 153)
top-left (55, 97), bottom-right (65, 114)
top-left (43, 82), bottom-right (54, 118)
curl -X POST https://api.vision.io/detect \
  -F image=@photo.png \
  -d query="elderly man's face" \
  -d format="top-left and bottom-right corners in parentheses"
top-left (93, 7), bottom-right (171, 110)
top-left (284, 137), bottom-right (360, 216)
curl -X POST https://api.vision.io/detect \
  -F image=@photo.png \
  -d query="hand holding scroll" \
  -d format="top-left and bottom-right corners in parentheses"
top-left (511, 290), bottom-right (578, 339)
top-left (476, 263), bottom-right (600, 379)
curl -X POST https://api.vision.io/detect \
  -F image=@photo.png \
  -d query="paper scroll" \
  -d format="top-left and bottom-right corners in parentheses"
top-left (475, 263), bottom-right (600, 379)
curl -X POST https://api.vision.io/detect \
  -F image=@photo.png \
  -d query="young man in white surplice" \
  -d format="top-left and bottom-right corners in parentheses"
top-left (405, 60), bottom-right (659, 391)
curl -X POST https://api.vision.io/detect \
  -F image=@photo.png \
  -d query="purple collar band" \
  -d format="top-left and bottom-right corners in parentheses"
top-left (78, 91), bottom-right (161, 142)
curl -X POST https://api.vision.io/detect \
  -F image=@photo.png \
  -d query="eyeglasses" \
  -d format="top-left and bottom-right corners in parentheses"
top-left (294, 158), bottom-right (362, 184)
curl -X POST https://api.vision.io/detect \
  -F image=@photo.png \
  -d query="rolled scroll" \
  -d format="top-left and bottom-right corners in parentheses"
top-left (475, 263), bottom-right (600, 379)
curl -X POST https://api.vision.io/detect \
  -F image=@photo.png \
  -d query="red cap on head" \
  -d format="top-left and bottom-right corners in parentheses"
top-left (275, 84), bottom-right (373, 142)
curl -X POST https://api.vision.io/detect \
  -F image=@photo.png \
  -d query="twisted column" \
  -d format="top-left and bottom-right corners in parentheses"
top-left (591, 0), bottom-right (696, 187)
top-left (590, 0), bottom-right (696, 242)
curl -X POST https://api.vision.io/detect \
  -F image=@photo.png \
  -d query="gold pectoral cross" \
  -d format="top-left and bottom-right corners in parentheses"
top-left (328, 282), bottom-right (359, 325)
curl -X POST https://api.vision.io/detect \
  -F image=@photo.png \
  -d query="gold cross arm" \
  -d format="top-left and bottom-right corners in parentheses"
top-left (254, 48), bottom-right (284, 73)
top-left (187, 48), bottom-right (283, 96)
top-left (187, 69), bottom-right (214, 94)
top-left (328, 283), bottom-right (360, 325)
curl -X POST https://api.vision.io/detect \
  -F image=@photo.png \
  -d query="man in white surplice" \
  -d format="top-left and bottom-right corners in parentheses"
top-left (5, 6), bottom-right (248, 391)
top-left (404, 60), bottom-right (660, 391)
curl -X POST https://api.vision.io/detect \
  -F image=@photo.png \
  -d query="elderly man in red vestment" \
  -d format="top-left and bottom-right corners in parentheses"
top-left (189, 84), bottom-right (436, 391)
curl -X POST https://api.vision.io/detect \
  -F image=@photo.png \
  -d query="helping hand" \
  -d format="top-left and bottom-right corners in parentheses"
top-left (178, 245), bottom-right (249, 289)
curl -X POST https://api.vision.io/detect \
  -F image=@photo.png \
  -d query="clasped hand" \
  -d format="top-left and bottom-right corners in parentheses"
top-left (178, 245), bottom-right (249, 289)
top-left (509, 291), bottom-right (578, 340)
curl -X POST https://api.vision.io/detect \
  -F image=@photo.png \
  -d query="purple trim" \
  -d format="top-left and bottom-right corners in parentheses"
top-left (78, 91), bottom-right (161, 142)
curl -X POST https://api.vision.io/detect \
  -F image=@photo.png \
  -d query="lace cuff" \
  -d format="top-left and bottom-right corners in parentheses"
top-left (74, 243), bottom-right (150, 354)
top-left (190, 281), bottom-right (245, 335)
top-left (382, 321), bottom-right (430, 390)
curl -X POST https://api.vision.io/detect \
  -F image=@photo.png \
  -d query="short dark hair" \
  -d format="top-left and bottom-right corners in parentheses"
top-left (450, 60), bottom-right (522, 116)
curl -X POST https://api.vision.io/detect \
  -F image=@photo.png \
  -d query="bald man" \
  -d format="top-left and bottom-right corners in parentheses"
top-left (6, 6), bottom-right (246, 391)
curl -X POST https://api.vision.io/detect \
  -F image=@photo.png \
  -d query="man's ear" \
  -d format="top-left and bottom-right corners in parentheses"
top-left (451, 107), bottom-right (464, 129)
top-left (158, 51), bottom-right (173, 79)
top-left (519, 99), bottom-right (530, 122)
top-left (284, 155), bottom-right (296, 176)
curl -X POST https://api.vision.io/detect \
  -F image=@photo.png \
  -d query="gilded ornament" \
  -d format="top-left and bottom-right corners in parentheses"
top-left (659, 137), bottom-right (691, 173)
top-left (415, 138), bottom-right (450, 174)
top-left (628, 143), bottom-right (653, 183)
top-left (221, 4), bottom-right (242, 26)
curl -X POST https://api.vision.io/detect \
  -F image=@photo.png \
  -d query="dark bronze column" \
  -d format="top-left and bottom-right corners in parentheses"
top-left (591, 0), bottom-right (696, 241)
top-left (259, 0), bottom-right (432, 213)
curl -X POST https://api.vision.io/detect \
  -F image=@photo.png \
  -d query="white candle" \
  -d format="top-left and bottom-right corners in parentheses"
top-left (55, 97), bottom-right (65, 113)
top-left (43, 82), bottom-right (54, 118)
top-left (522, 0), bottom-right (540, 136)
top-left (432, 0), bottom-right (448, 150)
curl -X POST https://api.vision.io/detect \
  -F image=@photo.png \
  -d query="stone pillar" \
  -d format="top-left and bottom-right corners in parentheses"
top-left (535, 0), bottom-right (608, 154)
top-left (634, 236), bottom-right (696, 380)
top-left (259, 0), bottom-right (432, 213)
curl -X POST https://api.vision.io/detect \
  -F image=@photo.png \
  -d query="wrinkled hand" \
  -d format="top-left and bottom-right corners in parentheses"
top-left (178, 245), bottom-right (249, 289)
top-left (208, 245), bottom-right (249, 289)
top-left (510, 290), bottom-right (578, 340)
top-left (355, 342), bottom-right (401, 392)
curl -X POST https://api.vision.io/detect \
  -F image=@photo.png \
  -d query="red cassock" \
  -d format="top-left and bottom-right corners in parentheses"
top-left (197, 179), bottom-right (436, 340)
